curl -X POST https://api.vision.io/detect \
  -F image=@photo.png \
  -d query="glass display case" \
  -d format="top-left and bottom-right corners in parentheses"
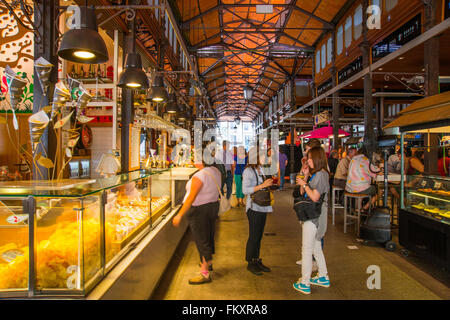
top-left (0, 169), bottom-right (171, 298)
top-left (403, 175), bottom-right (450, 223)
top-left (398, 123), bottom-right (450, 270)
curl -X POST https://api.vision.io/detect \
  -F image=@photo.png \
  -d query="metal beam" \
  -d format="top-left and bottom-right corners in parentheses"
top-left (181, 4), bottom-right (220, 27)
top-left (281, 17), bottom-right (450, 124)
top-left (293, 6), bottom-right (334, 29)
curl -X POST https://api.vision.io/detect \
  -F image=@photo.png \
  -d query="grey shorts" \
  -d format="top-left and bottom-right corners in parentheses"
top-left (357, 185), bottom-right (377, 196)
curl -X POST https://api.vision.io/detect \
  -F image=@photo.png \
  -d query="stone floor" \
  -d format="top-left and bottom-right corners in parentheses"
top-left (152, 185), bottom-right (450, 300)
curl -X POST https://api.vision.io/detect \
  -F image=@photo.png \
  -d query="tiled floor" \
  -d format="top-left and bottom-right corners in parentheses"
top-left (152, 185), bottom-right (450, 300)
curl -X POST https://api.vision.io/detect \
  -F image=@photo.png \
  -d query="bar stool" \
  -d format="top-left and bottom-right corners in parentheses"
top-left (331, 186), bottom-right (344, 225)
top-left (344, 192), bottom-right (372, 237)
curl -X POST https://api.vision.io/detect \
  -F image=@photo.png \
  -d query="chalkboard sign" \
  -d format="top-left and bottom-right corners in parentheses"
top-left (372, 14), bottom-right (422, 62)
top-left (338, 56), bottom-right (363, 83)
top-left (317, 78), bottom-right (332, 96)
top-left (446, 0), bottom-right (450, 19)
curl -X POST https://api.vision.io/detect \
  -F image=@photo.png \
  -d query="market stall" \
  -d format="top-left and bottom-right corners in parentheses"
top-left (384, 91), bottom-right (450, 271)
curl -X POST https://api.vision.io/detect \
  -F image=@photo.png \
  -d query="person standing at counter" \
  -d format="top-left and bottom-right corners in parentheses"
top-left (172, 156), bottom-right (222, 285)
top-left (242, 147), bottom-right (274, 275)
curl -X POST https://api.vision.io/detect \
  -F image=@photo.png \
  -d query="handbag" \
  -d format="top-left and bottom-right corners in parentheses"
top-left (250, 167), bottom-right (272, 207)
top-left (293, 192), bottom-right (326, 222)
top-left (204, 168), bottom-right (231, 216)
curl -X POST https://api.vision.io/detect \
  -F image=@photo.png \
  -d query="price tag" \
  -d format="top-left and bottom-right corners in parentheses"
top-left (434, 182), bottom-right (442, 190)
top-left (6, 214), bottom-right (28, 225)
top-left (1, 249), bottom-right (24, 263)
top-left (420, 180), bottom-right (427, 187)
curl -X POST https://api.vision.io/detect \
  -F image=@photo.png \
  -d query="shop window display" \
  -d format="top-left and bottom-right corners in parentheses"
top-left (0, 169), bottom-right (171, 297)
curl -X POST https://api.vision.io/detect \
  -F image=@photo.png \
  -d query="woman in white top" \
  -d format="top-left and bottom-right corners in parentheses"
top-left (173, 157), bottom-right (222, 285)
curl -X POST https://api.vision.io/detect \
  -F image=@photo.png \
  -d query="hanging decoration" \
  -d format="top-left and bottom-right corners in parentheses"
top-left (51, 82), bottom-right (70, 119)
top-left (34, 57), bottom-right (53, 95)
top-left (75, 84), bottom-right (94, 123)
top-left (4, 65), bottom-right (27, 129)
top-left (28, 110), bottom-right (50, 153)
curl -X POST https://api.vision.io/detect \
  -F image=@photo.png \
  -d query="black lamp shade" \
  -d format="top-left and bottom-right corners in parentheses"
top-left (178, 105), bottom-right (186, 120)
top-left (58, 7), bottom-right (108, 64)
top-left (118, 53), bottom-right (149, 89)
top-left (165, 93), bottom-right (178, 113)
top-left (147, 75), bottom-right (168, 102)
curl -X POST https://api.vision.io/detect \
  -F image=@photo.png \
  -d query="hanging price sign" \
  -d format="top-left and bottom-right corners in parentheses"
top-left (6, 214), bottom-right (28, 225)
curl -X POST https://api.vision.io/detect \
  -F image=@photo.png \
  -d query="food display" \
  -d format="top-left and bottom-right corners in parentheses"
top-left (0, 170), bottom-right (172, 297)
top-left (106, 192), bottom-right (170, 244)
top-left (417, 188), bottom-right (450, 197)
top-left (411, 202), bottom-right (450, 218)
top-left (405, 176), bottom-right (450, 222)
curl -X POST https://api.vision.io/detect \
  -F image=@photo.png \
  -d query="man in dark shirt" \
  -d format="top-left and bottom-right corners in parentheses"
top-left (328, 150), bottom-right (339, 187)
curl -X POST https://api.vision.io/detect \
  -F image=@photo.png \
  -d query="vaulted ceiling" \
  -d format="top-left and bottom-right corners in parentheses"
top-left (174, 0), bottom-right (349, 121)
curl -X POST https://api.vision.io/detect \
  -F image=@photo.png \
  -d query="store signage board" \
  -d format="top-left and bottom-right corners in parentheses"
top-left (446, 0), bottom-right (450, 19)
top-left (314, 111), bottom-right (330, 126)
top-left (317, 78), bottom-right (332, 96)
top-left (129, 124), bottom-right (141, 171)
top-left (372, 14), bottom-right (422, 62)
top-left (338, 56), bottom-right (363, 84)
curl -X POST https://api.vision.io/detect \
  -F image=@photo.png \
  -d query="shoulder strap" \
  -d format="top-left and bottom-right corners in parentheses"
top-left (251, 167), bottom-right (261, 184)
top-left (203, 168), bottom-right (224, 199)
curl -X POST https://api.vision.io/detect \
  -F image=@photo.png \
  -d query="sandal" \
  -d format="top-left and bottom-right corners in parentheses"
top-left (188, 274), bottom-right (212, 285)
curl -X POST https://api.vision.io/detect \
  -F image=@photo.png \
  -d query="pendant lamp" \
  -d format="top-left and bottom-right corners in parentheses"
top-left (147, 75), bottom-right (168, 102)
top-left (58, 6), bottom-right (108, 64)
top-left (178, 105), bottom-right (186, 121)
top-left (165, 93), bottom-right (178, 113)
top-left (118, 53), bottom-right (149, 89)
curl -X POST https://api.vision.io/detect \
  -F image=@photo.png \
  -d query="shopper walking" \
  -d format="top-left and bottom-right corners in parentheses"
top-left (242, 147), bottom-right (274, 275)
top-left (293, 147), bottom-right (331, 295)
top-left (172, 157), bottom-right (222, 285)
top-left (278, 146), bottom-right (289, 190)
top-left (234, 146), bottom-right (248, 207)
top-left (217, 140), bottom-right (235, 199)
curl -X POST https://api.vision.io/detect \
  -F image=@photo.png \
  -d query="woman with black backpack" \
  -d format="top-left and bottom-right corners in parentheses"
top-left (242, 147), bottom-right (274, 275)
top-left (292, 146), bottom-right (331, 295)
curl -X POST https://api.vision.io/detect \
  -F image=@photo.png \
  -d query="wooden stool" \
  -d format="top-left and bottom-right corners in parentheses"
top-left (331, 186), bottom-right (344, 226)
top-left (344, 192), bottom-right (372, 237)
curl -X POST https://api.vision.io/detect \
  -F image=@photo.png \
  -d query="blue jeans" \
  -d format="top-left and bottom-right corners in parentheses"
top-left (279, 167), bottom-right (286, 189)
top-left (221, 170), bottom-right (233, 200)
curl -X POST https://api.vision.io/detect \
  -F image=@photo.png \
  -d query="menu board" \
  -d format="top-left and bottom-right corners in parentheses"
top-left (129, 125), bottom-right (141, 171)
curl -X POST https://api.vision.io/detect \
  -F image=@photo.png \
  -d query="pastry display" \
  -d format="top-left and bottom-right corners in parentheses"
top-left (0, 218), bottom-right (116, 290)
top-left (411, 202), bottom-right (450, 218)
top-left (417, 188), bottom-right (450, 197)
top-left (106, 195), bottom-right (170, 242)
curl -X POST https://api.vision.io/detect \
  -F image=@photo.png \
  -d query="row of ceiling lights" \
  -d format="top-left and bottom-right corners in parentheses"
top-left (57, 6), bottom-right (187, 117)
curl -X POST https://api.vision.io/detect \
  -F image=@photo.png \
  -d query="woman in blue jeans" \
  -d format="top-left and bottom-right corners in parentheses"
top-left (242, 148), bottom-right (274, 275)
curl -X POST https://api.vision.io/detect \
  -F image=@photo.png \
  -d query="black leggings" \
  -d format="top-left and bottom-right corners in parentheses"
top-left (187, 201), bottom-right (219, 262)
top-left (245, 209), bottom-right (267, 262)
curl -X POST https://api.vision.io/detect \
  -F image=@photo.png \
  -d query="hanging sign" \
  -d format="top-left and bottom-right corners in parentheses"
top-left (6, 214), bottom-right (28, 225)
top-left (314, 111), bottom-right (330, 126)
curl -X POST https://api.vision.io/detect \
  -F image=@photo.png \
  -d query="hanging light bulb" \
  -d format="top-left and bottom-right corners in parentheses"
top-left (58, 6), bottom-right (108, 64)
top-left (147, 75), bottom-right (168, 102)
top-left (118, 53), bottom-right (149, 89)
top-left (165, 93), bottom-right (178, 113)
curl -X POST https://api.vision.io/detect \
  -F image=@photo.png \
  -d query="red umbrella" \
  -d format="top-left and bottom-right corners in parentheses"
top-left (300, 124), bottom-right (350, 139)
